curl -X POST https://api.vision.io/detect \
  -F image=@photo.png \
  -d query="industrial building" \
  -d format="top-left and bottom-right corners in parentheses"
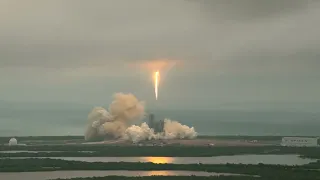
top-left (281, 137), bottom-right (319, 147)
top-left (148, 113), bottom-right (164, 133)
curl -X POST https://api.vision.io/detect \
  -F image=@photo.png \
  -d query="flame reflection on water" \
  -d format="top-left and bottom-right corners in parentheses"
top-left (142, 171), bottom-right (173, 176)
top-left (142, 157), bottom-right (174, 164)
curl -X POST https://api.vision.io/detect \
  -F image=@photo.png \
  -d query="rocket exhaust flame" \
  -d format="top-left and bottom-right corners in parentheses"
top-left (154, 71), bottom-right (160, 100)
top-left (135, 59), bottom-right (178, 100)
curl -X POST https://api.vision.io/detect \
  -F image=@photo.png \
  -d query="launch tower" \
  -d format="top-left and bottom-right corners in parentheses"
top-left (148, 113), bottom-right (155, 129)
top-left (148, 113), bottom-right (164, 133)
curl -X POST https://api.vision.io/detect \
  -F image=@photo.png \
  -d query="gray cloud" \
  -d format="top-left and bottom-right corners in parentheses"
top-left (1, 0), bottom-right (320, 107)
top-left (1, 0), bottom-right (319, 70)
top-left (192, 0), bottom-right (313, 22)
top-left (0, 0), bottom-right (209, 68)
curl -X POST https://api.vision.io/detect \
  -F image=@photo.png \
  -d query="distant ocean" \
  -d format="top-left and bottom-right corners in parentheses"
top-left (0, 106), bottom-right (319, 137)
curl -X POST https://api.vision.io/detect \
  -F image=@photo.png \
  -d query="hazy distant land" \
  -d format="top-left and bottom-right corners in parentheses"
top-left (1, 103), bottom-right (319, 136)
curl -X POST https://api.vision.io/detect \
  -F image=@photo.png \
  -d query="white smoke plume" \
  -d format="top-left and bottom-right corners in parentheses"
top-left (163, 119), bottom-right (197, 139)
top-left (123, 119), bottom-right (197, 143)
top-left (84, 93), bottom-right (197, 142)
top-left (123, 122), bottom-right (157, 143)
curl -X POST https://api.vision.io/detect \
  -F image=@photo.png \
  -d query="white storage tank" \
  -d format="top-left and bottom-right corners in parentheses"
top-left (281, 137), bottom-right (318, 147)
top-left (8, 138), bottom-right (18, 146)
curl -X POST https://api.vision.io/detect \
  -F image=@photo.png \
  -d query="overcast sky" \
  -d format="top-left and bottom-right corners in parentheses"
top-left (0, 0), bottom-right (319, 110)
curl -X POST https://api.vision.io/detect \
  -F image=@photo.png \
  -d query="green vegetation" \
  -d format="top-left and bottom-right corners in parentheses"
top-left (198, 135), bottom-right (319, 141)
top-left (53, 176), bottom-right (259, 180)
top-left (0, 159), bottom-right (319, 180)
top-left (0, 136), bottom-right (85, 145)
top-left (1, 145), bottom-right (319, 158)
top-left (52, 175), bottom-right (320, 180)
top-left (1, 135), bottom-right (317, 144)
top-left (304, 160), bottom-right (320, 169)
top-left (1, 137), bottom-right (319, 179)
top-left (0, 135), bottom-right (286, 143)
top-left (0, 136), bottom-right (83, 143)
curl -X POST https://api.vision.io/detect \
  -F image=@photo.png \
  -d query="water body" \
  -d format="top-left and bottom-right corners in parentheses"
top-left (5, 154), bottom-right (316, 166)
top-left (0, 151), bottom-right (63, 153)
top-left (0, 151), bottom-right (93, 153)
top-left (0, 170), bottom-right (243, 180)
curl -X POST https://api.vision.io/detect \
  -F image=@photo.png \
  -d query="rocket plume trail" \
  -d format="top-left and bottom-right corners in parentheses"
top-left (154, 71), bottom-right (160, 100)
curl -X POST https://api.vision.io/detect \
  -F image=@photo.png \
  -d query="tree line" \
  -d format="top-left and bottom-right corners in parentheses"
top-left (1, 145), bottom-right (319, 159)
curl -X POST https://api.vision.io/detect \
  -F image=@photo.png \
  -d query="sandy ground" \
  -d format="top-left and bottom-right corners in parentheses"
top-left (81, 139), bottom-right (128, 145)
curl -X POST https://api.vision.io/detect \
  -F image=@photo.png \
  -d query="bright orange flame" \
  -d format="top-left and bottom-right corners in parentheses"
top-left (131, 59), bottom-right (179, 100)
top-left (153, 71), bottom-right (160, 100)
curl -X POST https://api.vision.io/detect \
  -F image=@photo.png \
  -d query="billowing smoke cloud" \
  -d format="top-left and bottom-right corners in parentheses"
top-left (123, 119), bottom-right (197, 143)
top-left (84, 93), bottom-right (145, 141)
top-left (123, 122), bottom-right (157, 143)
top-left (163, 119), bottom-right (197, 140)
top-left (85, 93), bottom-right (197, 142)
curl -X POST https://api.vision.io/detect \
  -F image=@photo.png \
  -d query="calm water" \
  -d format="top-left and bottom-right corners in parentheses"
top-left (0, 170), bottom-right (244, 180)
top-left (0, 151), bottom-right (93, 153)
top-left (1, 108), bottom-right (320, 136)
top-left (5, 154), bottom-right (316, 165)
